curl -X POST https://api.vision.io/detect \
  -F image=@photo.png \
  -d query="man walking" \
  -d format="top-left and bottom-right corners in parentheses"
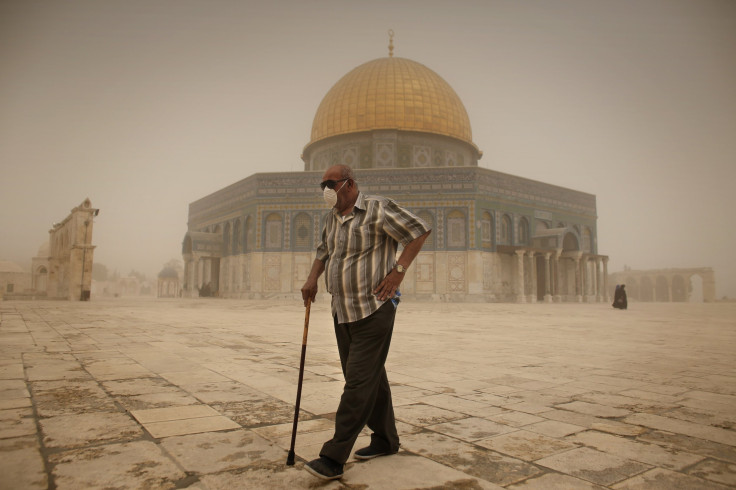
top-left (300, 164), bottom-right (431, 480)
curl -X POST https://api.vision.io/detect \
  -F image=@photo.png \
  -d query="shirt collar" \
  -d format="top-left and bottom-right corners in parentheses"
top-left (331, 191), bottom-right (366, 218)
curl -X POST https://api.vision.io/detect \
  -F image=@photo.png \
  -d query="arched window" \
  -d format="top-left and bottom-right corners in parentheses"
top-left (265, 213), bottom-right (283, 250)
top-left (447, 209), bottom-right (466, 248)
top-left (182, 236), bottom-right (192, 254)
top-left (481, 211), bottom-right (493, 249)
top-left (233, 219), bottom-right (242, 254)
top-left (35, 266), bottom-right (48, 292)
top-left (562, 232), bottom-right (579, 251)
top-left (535, 219), bottom-right (549, 232)
top-left (223, 223), bottom-right (231, 256)
top-left (518, 217), bottom-right (529, 245)
top-left (417, 210), bottom-right (434, 250)
top-left (500, 214), bottom-right (512, 245)
top-left (292, 213), bottom-right (312, 250)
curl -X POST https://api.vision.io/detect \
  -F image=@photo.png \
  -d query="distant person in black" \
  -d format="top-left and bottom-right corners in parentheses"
top-left (613, 284), bottom-right (628, 310)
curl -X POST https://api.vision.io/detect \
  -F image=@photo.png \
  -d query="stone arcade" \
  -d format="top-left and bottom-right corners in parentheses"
top-left (183, 45), bottom-right (608, 303)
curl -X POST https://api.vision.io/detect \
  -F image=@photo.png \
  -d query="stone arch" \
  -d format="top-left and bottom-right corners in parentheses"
top-left (481, 211), bottom-right (493, 250)
top-left (518, 217), bottom-right (529, 245)
top-left (417, 210), bottom-right (435, 250)
top-left (446, 209), bottom-right (466, 249)
top-left (640, 276), bottom-right (654, 301)
top-left (672, 275), bottom-right (687, 302)
top-left (562, 232), bottom-right (579, 251)
top-left (182, 235), bottom-right (192, 254)
top-left (500, 214), bottom-right (512, 245)
top-left (292, 212), bottom-right (313, 250)
top-left (264, 213), bottom-right (283, 250)
top-left (624, 277), bottom-right (638, 301)
top-left (35, 266), bottom-right (48, 292)
top-left (655, 276), bottom-right (669, 301)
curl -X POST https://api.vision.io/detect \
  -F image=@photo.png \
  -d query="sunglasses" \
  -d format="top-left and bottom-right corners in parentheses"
top-left (320, 178), bottom-right (349, 191)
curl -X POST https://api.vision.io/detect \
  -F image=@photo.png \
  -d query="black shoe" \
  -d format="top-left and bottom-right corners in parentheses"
top-left (304, 456), bottom-right (344, 480)
top-left (354, 446), bottom-right (397, 460)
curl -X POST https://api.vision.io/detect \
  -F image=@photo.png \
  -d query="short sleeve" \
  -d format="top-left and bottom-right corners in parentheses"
top-left (382, 199), bottom-right (431, 246)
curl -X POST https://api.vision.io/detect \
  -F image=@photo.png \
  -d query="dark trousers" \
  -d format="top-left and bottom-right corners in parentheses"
top-left (319, 301), bottom-right (400, 464)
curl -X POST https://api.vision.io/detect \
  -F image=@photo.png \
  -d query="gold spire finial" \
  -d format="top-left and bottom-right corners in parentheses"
top-left (388, 29), bottom-right (394, 57)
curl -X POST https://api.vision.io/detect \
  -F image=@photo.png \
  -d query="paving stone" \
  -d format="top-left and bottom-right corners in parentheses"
top-left (507, 472), bottom-right (607, 489)
top-left (637, 430), bottom-right (736, 464)
top-left (143, 415), bottom-right (241, 438)
top-left (618, 388), bottom-right (684, 404)
top-left (24, 356), bottom-right (89, 381)
top-left (401, 430), bottom-right (542, 486)
top-left (40, 412), bottom-right (143, 448)
top-left (570, 430), bottom-right (704, 470)
top-left (115, 391), bottom-right (202, 411)
top-left (420, 392), bottom-right (504, 417)
top-left (500, 401), bottom-right (551, 414)
top-left (131, 404), bottom-right (221, 423)
top-left (0, 407), bottom-right (37, 439)
top-left (131, 405), bottom-right (240, 438)
top-left (486, 410), bottom-right (545, 427)
top-left (101, 376), bottom-right (183, 396)
top-left (539, 408), bottom-right (647, 436)
top-left (160, 430), bottom-right (286, 474)
top-left (536, 446), bottom-right (651, 486)
top-left (0, 436), bottom-right (47, 490)
top-left (0, 362), bottom-right (25, 380)
top-left (574, 392), bottom-right (677, 414)
top-left (49, 440), bottom-right (185, 489)
top-left (343, 452), bottom-right (504, 489)
top-left (611, 467), bottom-right (731, 489)
top-left (476, 429), bottom-right (579, 461)
top-left (686, 458), bottom-right (736, 487)
top-left (624, 413), bottom-right (736, 447)
top-left (525, 419), bottom-right (586, 438)
top-left (664, 406), bottom-right (735, 431)
top-left (395, 402), bottom-right (468, 426)
top-left (556, 400), bottom-right (632, 418)
top-left (31, 379), bottom-right (116, 417)
top-left (427, 416), bottom-right (517, 441)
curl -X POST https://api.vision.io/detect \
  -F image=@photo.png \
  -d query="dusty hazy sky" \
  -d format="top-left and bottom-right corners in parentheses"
top-left (1, 0), bottom-right (735, 298)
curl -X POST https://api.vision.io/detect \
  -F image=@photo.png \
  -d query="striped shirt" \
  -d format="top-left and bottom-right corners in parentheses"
top-left (316, 192), bottom-right (430, 324)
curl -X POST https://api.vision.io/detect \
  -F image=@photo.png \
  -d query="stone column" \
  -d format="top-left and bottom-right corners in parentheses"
top-left (595, 258), bottom-right (602, 302)
top-left (602, 257), bottom-right (609, 302)
top-left (529, 252), bottom-right (537, 303)
top-left (544, 253), bottom-right (552, 303)
top-left (574, 253), bottom-right (583, 302)
top-left (553, 251), bottom-right (562, 302)
top-left (515, 250), bottom-right (526, 303)
top-left (581, 256), bottom-right (588, 301)
top-left (667, 276), bottom-right (673, 302)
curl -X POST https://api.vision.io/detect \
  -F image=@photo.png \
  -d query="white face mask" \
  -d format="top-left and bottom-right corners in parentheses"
top-left (322, 180), bottom-right (346, 208)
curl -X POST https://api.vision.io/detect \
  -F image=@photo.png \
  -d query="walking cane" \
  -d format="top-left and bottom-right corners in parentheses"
top-left (286, 298), bottom-right (311, 466)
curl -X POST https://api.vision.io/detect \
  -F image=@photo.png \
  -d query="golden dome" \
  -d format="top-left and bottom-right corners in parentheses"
top-left (309, 57), bottom-right (474, 147)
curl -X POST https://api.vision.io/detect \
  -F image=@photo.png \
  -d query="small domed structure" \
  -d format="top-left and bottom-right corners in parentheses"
top-left (157, 267), bottom-right (180, 298)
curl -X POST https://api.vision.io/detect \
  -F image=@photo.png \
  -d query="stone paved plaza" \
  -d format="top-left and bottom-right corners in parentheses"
top-left (1, 298), bottom-right (735, 489)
